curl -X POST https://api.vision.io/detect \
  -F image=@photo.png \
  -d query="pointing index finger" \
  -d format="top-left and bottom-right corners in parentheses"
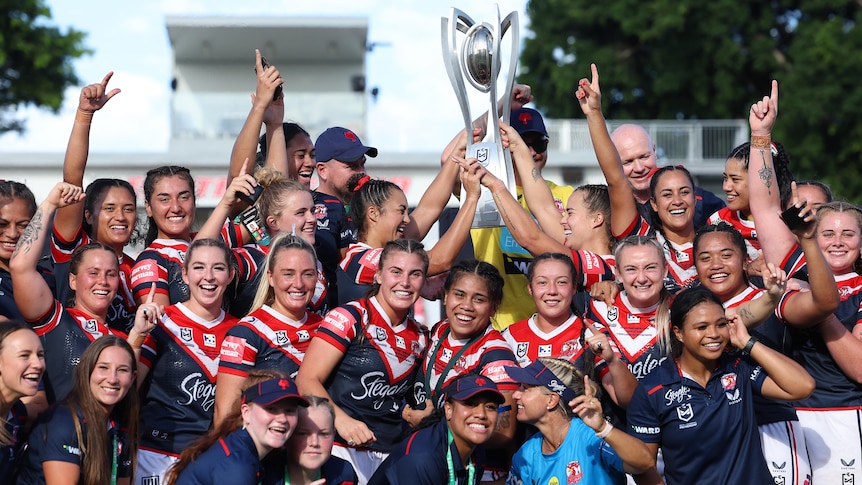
top-left (583, 374), bottom-right (594, 400)
top-left (101, 71), bottom-right (114, 88)
top-left (771, 80), bottom-right (779, 113)
top-left (146, 282), bottom-right (157, 304)
top-left (590, 63), bottom-right (599, 85)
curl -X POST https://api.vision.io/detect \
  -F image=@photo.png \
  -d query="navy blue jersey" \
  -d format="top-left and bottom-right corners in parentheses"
top-left (139, 303), bottom-right (237, 455)
top-left (627, 355), bottom-right (771, 485)
top-left (260, 453), bottom-right (357, 485)
top-left (0, 266), bottom-right (56, 322)
top-left (132, 238), bottom-right (190, 304)
top-left (219, 305), bottom-right (323, 379)
top-left (30, 301), bottom-right (126, 404)
top-left (312, 191), bottom-right (357, 310)
top-left (227, 243), bottom-right (328, 319)
top-left (17, 405), bottom-right (131, 485)
top-left (51, 225), bottom-right (136, 332)
top-left (314, 297), bottom-right (426, 452)
top-left (0, 400), bottom-right (27, 483)
top-left (368, 419), bottom-right (485, 485)
top-left (723, 286), bottom-right (798, 425)
top-left (174, 427), bottom-right (263, 485)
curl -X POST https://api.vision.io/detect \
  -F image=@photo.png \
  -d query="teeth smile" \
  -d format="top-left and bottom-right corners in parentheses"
top-left (467, 424), bottom-right (487, 431)
top-left (669, 209), bottom-right (685, 215)
top-left (710, 273), bottom-right (728, 279)
top-left (201, 284), bottom-right (217, 290)
top-left (394, 291), bottom-right (411, 297)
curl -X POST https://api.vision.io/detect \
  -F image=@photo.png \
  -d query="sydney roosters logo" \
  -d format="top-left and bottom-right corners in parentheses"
top-left (344, 131), bottom-right (358, 142)
top-left (518, 112), bottom-right (531, 125)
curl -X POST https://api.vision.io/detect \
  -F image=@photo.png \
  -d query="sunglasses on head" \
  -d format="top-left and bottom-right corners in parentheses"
top-left (524, 138), bottom-right (549, 154)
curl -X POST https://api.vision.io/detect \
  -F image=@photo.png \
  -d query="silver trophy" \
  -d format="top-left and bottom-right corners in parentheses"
top-left (442, 5), bottom-right (519, 228)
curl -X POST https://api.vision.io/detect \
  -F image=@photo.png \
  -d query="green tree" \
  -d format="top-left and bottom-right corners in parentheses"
top-left (0, 0), bottom-right (89, 133)
top-left (520, 0), bottom-right (862, 201)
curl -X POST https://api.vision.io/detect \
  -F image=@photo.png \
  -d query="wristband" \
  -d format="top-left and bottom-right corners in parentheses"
top-left (595, 421), bottom-right (613, 439)
top-left (75, 109), bottom-right (94, 124)
top-left (751, 135), bottom-right (771, 150)
top-left (741, 337), bottom-right (758, 355)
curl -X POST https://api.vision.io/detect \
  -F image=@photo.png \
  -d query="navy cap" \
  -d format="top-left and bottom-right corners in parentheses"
top-left (241, 378), bottom-right (309, 407)
top-left (443, 375), bottom-right (505, 405)
top-left (315, 127), bottom-right (378, 163)
top-left (505, 360), bottom-right (578, 404)
top-left (510, 108), bottom-right (548, 138)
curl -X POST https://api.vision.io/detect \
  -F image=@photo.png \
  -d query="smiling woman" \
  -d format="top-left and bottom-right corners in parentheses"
top-left (296, 239), bottom-right (430, 483)
top-left (17, 335), bottom-right (140, 485)
top-left (369, 375), bottom-right (504, 485)
top-left (135, 238), bottom-right (239, 484)
top-left (628, 286), bottom-right (815, 485)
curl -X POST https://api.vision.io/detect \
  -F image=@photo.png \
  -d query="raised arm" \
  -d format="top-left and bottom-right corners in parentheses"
top-left (228, 49), bottom-right (284, 185)
top-left (402, 155), bottom-right (461, 241)
top-left (480, 162), bottom-right (569, 257)
top-left (747, 81), bottom-right (800, 268)
top-left (777, 194), bottom-right (839, 327)
top-left (501, 122), bottom-right (565, 241)
top-left (11, 183), bottom-right (85, 320)
top-left (442, 84), bottom-right (533, 194)
top-left (729, 314), bottom-right (815, 400)
top-left (576, 64), bottom-right (639, 237)
top-left (425, 159), bottom-right (481, 275)
top-left (55, 73), bottom-right (120, 241)
top-left (195, 159), bottom-right (257, 241)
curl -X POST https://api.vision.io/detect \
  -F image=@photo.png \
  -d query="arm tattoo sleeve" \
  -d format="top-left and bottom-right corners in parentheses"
top-left (12, 208), bottom-right (44, 259)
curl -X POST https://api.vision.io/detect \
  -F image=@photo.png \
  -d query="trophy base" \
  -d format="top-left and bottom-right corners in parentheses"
top-left (465, 142), bottom-right (515, 229)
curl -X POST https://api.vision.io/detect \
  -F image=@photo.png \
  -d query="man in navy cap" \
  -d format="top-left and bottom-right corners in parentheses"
top-left (313, 127), bottom-right (378, 309)
top-left (471, 107), bottom-right (574, 331)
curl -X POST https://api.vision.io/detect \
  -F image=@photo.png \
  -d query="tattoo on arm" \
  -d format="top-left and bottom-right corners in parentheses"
top-left (11, 209), bottom-right (43, 259)
top-left (757, 150), bottom-right (774, 195)
top-left (531, 166), bottom-right (541, 182)
top-left (497, 410), bottom-right (511, 430)
top-left (739, 307), bottom-right (756, 325)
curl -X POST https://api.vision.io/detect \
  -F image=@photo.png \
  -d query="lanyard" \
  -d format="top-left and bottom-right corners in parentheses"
top-left (284, 464), bottom-right (321, 484)
top-left (109, 422), bottom-right (118, 485)
top-left (446, 428), bottom-right (474, 485)
top-left (424, 324), bottom-right (482, 403)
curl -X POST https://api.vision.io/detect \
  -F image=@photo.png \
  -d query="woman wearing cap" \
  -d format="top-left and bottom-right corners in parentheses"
top-left (506, 358), bottom-right (653, 485)
top-left (368, 374), bottom-right (503, 485)
top-left (166, 377), bottom-right (308, 485)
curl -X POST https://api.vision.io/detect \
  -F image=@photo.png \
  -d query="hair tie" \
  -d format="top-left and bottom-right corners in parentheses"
top-left (770, 142), bottom-right (778, 157)
top-left (354, 175), bottom-right (372, 192)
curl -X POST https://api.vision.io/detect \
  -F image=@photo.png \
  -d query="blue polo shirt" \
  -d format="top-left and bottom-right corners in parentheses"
top-left (508, 418), bottom-right (625, 485)
top-left (17, 405), bottom-right (131, 485)
top-left (174, 427), bottom-right (263, 485)
top-left (626, 354), bottom-right (772, 485)
top-left (368, 418), bottom-right (485, 485)
top-left (0, 400), bottom-right (27, 483)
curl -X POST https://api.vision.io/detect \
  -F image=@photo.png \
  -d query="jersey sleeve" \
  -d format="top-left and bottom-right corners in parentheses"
top-left (340, 248), bottom-right (382, 285)
top-left (221, 220), bottom-right (245, 248)
top-left (626, 382), bottom-right (663, 444)
top-left (231, 246), bottom-right (262, 287)
top-left (614, 213), bottom-right (653, 239)
top-left (32, 408), bottom-right (83, 466)
top-left (51, 224), bottom-right (85, 264)
top-left (218, 322), bottom-right (261, 378)
top-left (315, 305), bottom-right (362, 352)
top-left (131, 252), bottom-right (169, 301)
top-left (571, 250), bottom-right (616, 290)
top-left (743, 357), bottom-right (768, 396)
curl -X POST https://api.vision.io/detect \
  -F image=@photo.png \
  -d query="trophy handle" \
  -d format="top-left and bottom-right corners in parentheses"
top-left (441, 9), bottom-right (476, 138)
top-left (499, 11), bottom-right (519, 122)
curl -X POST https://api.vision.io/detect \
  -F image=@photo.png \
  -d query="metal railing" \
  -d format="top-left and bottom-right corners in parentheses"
top-left (546, 119), bottom-right (748, 164)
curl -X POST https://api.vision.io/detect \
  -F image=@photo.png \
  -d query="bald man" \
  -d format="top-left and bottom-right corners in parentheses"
top-left (610, 123), bottom-right (724, 228)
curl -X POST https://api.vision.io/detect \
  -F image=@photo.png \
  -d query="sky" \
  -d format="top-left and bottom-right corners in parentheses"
top-left (0, 0), bottom-right (530, 154)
